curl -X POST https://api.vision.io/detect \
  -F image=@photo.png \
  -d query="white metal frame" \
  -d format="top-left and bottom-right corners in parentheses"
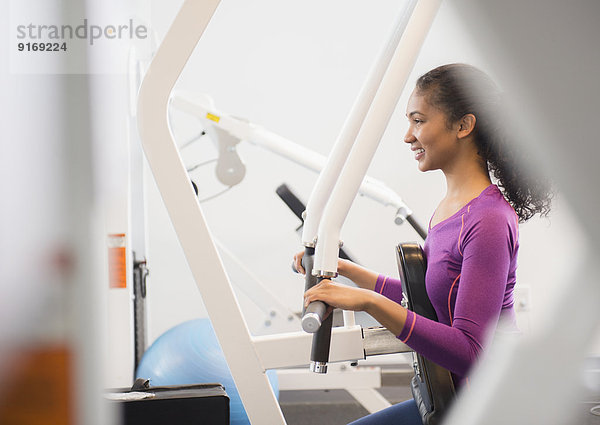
top-left (137, 1), bottom-right (439, 423)
top-left (312, 0), bottom-right (441, 275)
top-left (301, 0), bottom-right (419, 249)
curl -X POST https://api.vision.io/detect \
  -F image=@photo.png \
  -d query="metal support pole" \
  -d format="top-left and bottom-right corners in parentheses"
top-left (137, 1), bottom-right (286, 423)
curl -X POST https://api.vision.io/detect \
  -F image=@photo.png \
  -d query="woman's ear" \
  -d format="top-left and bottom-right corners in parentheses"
top-left (457, 114), bottom-right (476, 139)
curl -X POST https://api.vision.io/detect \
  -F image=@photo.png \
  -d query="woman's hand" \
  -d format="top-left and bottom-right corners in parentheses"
top-left (305, 280), bottom-right (409, 336)
top-left (293, 251), bottom-right (378, 291)
top-left (304, 279), bottom-right (375, 312)
top-left (292, 251), bottom-right (378, 290)
top-left (293, 250), bottom-right (306, 275)
top-left (292, 251), bottom-right (354, 278)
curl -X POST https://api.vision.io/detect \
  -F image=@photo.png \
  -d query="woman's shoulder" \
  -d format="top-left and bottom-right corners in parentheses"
top-left (467, 185), bottom-right (519, 226)
top-left (461, 185), bottom-right (519, 253)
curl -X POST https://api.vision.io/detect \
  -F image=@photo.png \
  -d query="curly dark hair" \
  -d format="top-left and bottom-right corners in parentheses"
top-left (415, 63), bottom-right (552, 222)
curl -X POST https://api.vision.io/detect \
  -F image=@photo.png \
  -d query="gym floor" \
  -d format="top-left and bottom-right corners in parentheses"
top-left (279, 365), bottom-right (412, 425)
top-left (278, 368), bottom-right (600, 425)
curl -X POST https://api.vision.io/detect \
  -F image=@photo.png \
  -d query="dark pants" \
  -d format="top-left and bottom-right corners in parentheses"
top-left (348, 399), bottom-right (423, 425)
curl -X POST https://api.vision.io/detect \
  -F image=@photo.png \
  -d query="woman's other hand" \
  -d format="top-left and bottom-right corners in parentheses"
top-left (304, 279), bottom-right (374, 312)
top-left (293, 250), bottom-right (306, 274)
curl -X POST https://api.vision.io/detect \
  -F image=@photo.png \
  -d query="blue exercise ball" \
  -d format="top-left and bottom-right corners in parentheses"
top-left (136, 318), bottom-right (279, 425)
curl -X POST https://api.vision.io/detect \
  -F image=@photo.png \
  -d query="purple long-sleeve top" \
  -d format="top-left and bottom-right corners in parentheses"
top-left (374, 184), bottom-right (519, 383)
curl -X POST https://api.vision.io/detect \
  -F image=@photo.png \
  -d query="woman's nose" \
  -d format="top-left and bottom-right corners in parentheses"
top-left (404, 127), bottom-right (415, 144)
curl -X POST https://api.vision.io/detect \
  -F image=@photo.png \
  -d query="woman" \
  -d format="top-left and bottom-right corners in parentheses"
top-left (295, 64), bottom-right (552, 424)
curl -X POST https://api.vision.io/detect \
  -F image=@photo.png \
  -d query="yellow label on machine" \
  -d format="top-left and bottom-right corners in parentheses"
top-left (206, 112), bottom-right (221, 123)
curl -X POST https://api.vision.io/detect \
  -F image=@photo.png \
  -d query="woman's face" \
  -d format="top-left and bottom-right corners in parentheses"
top-left (404, 90), bottom-right (460, 173)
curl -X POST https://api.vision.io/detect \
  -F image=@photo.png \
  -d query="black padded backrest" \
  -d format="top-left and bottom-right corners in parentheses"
top-left (396, 243), bottom-right (438, 321)
top-left (395, 242), bottom-right (456, 425)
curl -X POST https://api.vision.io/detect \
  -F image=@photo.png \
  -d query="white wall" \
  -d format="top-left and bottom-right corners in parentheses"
top-left (140, 0), bottom-right (596, 355)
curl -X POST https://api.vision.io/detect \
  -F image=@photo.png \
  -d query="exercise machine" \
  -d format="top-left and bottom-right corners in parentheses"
top-left (137, 0), bottom-right (440, 423)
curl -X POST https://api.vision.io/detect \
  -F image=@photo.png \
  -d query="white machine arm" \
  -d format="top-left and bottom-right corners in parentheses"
top-left (313, 0), bottom-right (441, 275)
top-left (300, 0), bottom-right (419, 247)
top-left (253, 326), bottom-right (411, 370)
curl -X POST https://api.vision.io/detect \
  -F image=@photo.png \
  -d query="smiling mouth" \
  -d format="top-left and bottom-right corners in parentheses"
top-left (414, 148), bottom-right (425, 159)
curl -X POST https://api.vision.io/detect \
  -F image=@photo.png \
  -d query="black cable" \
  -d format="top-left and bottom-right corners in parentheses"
top-left (180, 131), bottom-right (207, 150)
top-left (197, 186), bottom-right (233, 203)
top-left (187, 158), bottom-right (218, 173)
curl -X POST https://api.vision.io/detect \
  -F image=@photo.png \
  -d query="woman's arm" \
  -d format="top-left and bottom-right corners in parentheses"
top-left (303, 279), bottom-right (408, 336)
top-left (340, 262), bottom-right (404, 304)
top-left (337, 259), bottom-right (379, 290)
top-left (393, 210), bottom-right (515, 377)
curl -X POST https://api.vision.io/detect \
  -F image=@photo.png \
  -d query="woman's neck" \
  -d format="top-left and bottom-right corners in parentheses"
top-left (443, 156), bottom-right (491, 202)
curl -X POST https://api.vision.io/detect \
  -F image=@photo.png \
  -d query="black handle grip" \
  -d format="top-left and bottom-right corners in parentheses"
top-left (298, 246), bottom-right (334, 373)
top-left (302, 300), bottom-right (327, 333)
top-left (301, 247), bottom-right (327, 332)
top-left (309, 276), bottom-right (333, 373)
top-left (301, 247), bottom-right (316, 312)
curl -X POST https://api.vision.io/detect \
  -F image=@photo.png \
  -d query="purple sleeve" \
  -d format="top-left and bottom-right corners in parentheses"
top-left (374, 274), bottom-right (403, 305)
top-left (398, 211), bottom-right (514, 377)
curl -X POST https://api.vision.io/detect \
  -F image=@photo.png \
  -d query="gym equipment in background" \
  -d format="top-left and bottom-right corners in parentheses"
top-left (170, 96), bottom-right (424, 236)
top-left (108, 381), bottom-right (230, 425)
top-left (136, 318), bottom-right (279, 425)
